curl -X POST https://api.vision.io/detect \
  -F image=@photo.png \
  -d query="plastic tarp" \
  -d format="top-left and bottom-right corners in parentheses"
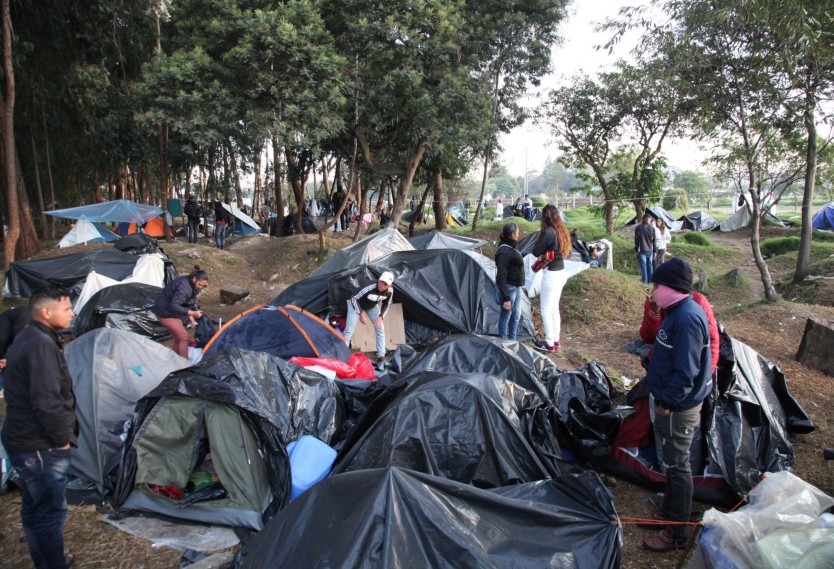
top-left (719, 206), bottom-right (751, 232)
top-left (221, 203), bottom-right (260, 235)
top-left (407, 231), bottom-right (487, 251)
top-left (73, 282), bottom-right (170, 339)
top-left (65, 328), bottom-right (189, 496)
top-left (627, 206), bottom-right (684, 232)
top-left (72, 253), bottom-right (167, 314)
top-left (234, 467), bottom-right (622, 569)
top-left (114, 349), bottom-right (343, 529)
top-left (517, 231), bottom-right (590, 298)
top-left (3, 249), bottom-right (140, 298)
top-left (203, 305), bottom-right (350, 362)
top-left (311, 227), bottom-right (414, 277)
top-left (46, 200), bottom-right (163, 224)
top-left (332, 371), bottom-right (567, 485)
top-left (678, 211), bottom-right (719, 232)
top-left (812, 203), bottom-right (834, 230)
top-left (58, 218), bottom-right (120, 248)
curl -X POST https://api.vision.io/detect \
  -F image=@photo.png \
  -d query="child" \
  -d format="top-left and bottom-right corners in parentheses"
top-left (588, 246), bottom-right (601, 268)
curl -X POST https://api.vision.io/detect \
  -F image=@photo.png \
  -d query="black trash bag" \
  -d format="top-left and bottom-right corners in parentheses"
top-left (234, 468), bottom-right (621, 569)
top-left (113, 233), bottom-right (159, 255)
top-left (194, 314), bottom-right (216, 348)
top-left (73, 283), bottom-right (170, 340)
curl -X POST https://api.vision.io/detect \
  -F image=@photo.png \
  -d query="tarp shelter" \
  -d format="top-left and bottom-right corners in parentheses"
top-left (407, 231), bottom-right (486, 251)
top-left (167, 198), bottom-right (183, 218)
top-left (517, 231), bottom-right (591, 297)
top-left (58, 218), bottom-right (120, 248)
top-left (222, 203), bottom-right (260, 235)
top-left (332, 371), bottom-right (567, 485)
top-left (444, 208), bottom-right (467, 226)
top-left (812, 203), bottom-right (834, 230)
top-left (678, 211), bottom-right (719, 232)
top-left (65, 328), bottom-right (189, 496)
top-left (627, 205), bottom-right (684, 232)
top-left (46, 199), bottom-right (163, 225)
top-left (73, 282), bottom-right (170, 339)
top-left (719, 206), bottom-right (751, 232)
top-left (114, 349), bottom-right (343, 530)
top-left (569, 238), bottom-right (614, 270)
top-left (234, 468), bottom-right (621, 569)
top-left (203, 305), bottom-right (350, 363)
top-left (275, 250), bottom-right (536, 343)
top-left (72, 253), bottom-right (168, 314)
top-left (603, 327), bottom-right (813, 504)
top-left (311, 227), bottom-right (414, 277)
top-left (3, 249), bottom-right (140, 298)
top-left (115, 216), bottom-right (166, 238)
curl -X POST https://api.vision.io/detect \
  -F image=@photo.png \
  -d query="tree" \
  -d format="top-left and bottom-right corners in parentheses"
top-left (673, 170), bottom-right (711, 203)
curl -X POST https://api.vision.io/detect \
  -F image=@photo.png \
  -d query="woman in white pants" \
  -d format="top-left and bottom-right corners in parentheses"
top-left (531, 204), bottom-right (572, 353)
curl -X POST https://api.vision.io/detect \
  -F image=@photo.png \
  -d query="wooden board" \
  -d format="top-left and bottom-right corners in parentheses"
top-left (349, 303), bottom-right (406, 353)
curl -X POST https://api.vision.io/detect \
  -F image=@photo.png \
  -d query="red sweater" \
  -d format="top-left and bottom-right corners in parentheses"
top-left (639, 291), bottom-right (719, 374)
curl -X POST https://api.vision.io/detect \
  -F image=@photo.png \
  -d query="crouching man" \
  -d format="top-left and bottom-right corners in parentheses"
top-left (342, 271), bottom-right (394, 362)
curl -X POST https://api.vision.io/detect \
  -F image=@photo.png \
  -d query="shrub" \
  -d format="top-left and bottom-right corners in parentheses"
top-left (760, 236), bottom-right (800, 256)
top-left (680, 232), bottom-right (712, 246)
top-left (663, 188), bottom-right (689, 211)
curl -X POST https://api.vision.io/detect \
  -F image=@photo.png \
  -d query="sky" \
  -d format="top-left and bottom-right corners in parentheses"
top-left (499, 0), bottom-right (706, 179)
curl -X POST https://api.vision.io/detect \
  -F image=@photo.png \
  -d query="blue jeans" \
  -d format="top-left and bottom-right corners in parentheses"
top-left (187, 218), bottom-right (200, 243)
top-left (637, 251), bottom-right (654, 283)
top-left (655, 404), bottom-right (702, 540)
top-left (215, 222), bottom-right (227, 249)
top-left (9, 448), bottom-right (71, 569)
top-left (342, 304), bottom-right (385, 358)
top-left (498, 285), bottom-right (522, 340)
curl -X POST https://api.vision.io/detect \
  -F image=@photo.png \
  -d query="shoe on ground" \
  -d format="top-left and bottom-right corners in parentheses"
top-left (643, 528), bottom-right (687, 552)
top-left (533, 340), bottom-right (555, 353)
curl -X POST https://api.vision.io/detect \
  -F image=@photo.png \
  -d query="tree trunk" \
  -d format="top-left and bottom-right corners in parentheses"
top-left (350, 173), bottom-right (363, 241)
top-left (157, 123), bottom-right (172, 241)
top-left (432, 171), bottom-right (446, 230)
top-left (253, 151), bottom-right (261, 218)
top-left (748, 185), bottom-right (778, 301)
top-left (42, 108), bottom-right (56, 239)
top-left (408, 182), bottom-right (432, 237)
top-left (2, 0), bottom-right (20, 269)
top-left (794, 77), bottom-right (817, 284)
top-left (229, 144), bottom-right (243, 208)
top-left (319, 140), bottom-right (357, 248)
top-left (30, 130), bottom-right (47, 239)
top-left (472, 144), bottom-right (491, 230)
top-left (272, 135), bottom-right (285, 237)
top-left (222, 144), bottom-right (231, 203)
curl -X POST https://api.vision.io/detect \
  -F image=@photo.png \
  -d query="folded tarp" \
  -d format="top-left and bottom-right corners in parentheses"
top-left (234, 467), bottom-right (622, 569)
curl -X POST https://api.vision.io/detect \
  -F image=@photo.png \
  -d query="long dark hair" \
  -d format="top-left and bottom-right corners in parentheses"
top-left (538, 204), bottom-right (571, 258)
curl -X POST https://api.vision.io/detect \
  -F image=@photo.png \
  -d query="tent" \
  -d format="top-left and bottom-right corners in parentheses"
top-left (233, 468), bottom-right (621, 569)
top-left (3, 249), bottom-right (141, 298)
top-left (114, 348), bottom-right (343, 530)
top-left (203, 304), bottom-right (350, 362)
top-left (58, 218), bottom-right (120, 248)
top-left (719, 205), bottom-right (751, 231)
top-left (678, 211), bottom-right (719, 232)
top-left (812, 203), bottom-right (834, 230)
top-left (115, 216), bottom-right (166, 238)
top-left (332, 371), bottom-right (567, 485)
top-left (407, 231), bottom-right (486, 251)
top-left (222, 203), bottom-right (261, 235)
top-left (275, 249), bottom-right (536, 343)
top-left (46, 199), bottom-right (163, 225)
top-left (628, 205), bottom-right (684, 232)
top-left (73, 282), bottom-right (170, 339)
top-left (65, 328), bottom-right (189, 496)
top-left (312, 227), bottom-right (414, 277)
top-left (71, 253), bottom-right (168, 314)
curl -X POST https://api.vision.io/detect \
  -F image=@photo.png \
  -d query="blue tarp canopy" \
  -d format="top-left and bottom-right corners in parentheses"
top-left (46, 200), bottom-right (163, 224)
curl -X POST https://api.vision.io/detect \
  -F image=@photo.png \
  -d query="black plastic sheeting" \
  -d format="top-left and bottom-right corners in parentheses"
top-left (407, 231), bottom-right (487, 251)
top-left (4, 249), bottom-right (139, 298)
top-left (73, 283), bottom-right (170, 339)
top-left (332, 371), bottom-right (569, 487)
top-left (273, 249), bottom-right (535, 344)
top-left (678, 211), bottom-right (719, 232)
top-left (113, 348), bottom-right (344, 522)
top-left (234, 467), bottom-right (621, 569)
top-left (113, 233), bottom-right (159, 255)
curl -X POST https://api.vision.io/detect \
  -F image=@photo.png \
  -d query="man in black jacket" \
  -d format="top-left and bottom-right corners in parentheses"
top-left (635, 214), bottom-right (657, 284)
top-left (2, 287), bottom-right (77, 569)
top-left (183, 194), bottom-right (202, 244)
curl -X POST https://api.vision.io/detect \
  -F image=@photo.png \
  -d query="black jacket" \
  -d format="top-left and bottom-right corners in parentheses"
top-left (349, 281), bottom-right (393, 317)
top-left (152, 275), bottom-right (198, 319)
top-left (531, 227), bottom-right (565, 271)
top-left (184, 199), bottom-right (202, 221)
top-left (1, 321), bottom-right (78, 453)
top-left (0, 306), bottom-right (32, 359)
top-left (495, 240), bottom-right (524, 301)
top-left (635, 222), bottom-right (656, 253)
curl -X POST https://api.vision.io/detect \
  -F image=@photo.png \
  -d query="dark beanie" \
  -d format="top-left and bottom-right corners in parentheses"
top-left (651, 257), bottom-right (693, 293)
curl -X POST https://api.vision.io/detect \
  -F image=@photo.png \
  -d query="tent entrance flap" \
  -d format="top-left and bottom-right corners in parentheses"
top-left (134, 397), bottom-right (271, 516)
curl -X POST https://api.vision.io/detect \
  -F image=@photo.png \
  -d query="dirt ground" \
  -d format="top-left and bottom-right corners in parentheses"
top-left (1, 222), bottom-right (833, 568)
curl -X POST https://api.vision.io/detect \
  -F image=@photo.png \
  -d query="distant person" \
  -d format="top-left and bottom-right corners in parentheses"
top-left (332, 187), bottom-right (347, 232)
top-left (0, 306), bottom-right (32, 396)
top-left (641, 258), bottom-right (713, 553)
top-left (183, 194), bottom-right (202, 244)
top-left (523, 194), bottom-right (533, 221)
top-left (495, 222), bottom-right (525, 340)
top-left (512, 197), bottom-right (524, 218)
top-left (213, 201), bottom-right (232, 249)
top-left (2, 286), bottom-right (76, 569)
top-left (532, 204), bottom-right (572, 353)
top-left (495, 197), bottom-right (503, 220)
top-left (342, 272), bottom-right (395, 363)
top-left (635, 213), bottom-right (656, 284)
top-left (654, 218), bottom-right (671, 267)
top-left (152, 267), bottom-right (208, 358)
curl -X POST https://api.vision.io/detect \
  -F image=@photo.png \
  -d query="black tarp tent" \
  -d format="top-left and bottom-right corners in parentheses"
top-left (311, 227), bottom-right (413, 277)
top-left (407, 230), bottom-right (486, 251)
top-left (274, 250), bottom-right (536, 343)
top-left (627, 205), bottom-right (684, 231)
top-left (678, 211), bottom-right (719, 232)
top-left (234, 467), bottom-right (621, 569)
top-left (73, 282), bottom-right (170, 339)
top-left (3, 249), bottom-right (140, 298)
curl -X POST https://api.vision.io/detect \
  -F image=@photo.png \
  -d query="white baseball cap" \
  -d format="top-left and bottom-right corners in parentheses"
top-left (378, 271), bottom-right (394, 285)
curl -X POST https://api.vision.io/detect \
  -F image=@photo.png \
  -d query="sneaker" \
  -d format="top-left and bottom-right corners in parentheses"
top-left (534, 340), bottom-right (556, 354)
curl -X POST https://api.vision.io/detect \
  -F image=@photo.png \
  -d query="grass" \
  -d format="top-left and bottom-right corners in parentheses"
top-left (676, 232), bottom-right (714, 246)
top-left (562, 269), bottom-right (646, 327)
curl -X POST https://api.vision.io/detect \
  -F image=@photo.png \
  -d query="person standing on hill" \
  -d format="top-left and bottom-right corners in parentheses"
top-left (523, 194), bottom-right (533, 221)
top-left (495, 222), bottom-right (525, 340)
top-left (635, 214), bottom-right (656, 283)
top-left (213, 201), bottom-right (231, 249)
top-left (342, 271), bottom-right (395, 363)
top-left (641, 258), bottom-right (713, 553)
top-left (654, 218), bottom-right (671, 268)
top-left (2, 286), bottom-right (77, 569)
top-left (532, 204), bottom-right (572, 353)
top-left (183, 194), bottom-right (202, 244)
top-left (152, 267), bottom-right (208, 358)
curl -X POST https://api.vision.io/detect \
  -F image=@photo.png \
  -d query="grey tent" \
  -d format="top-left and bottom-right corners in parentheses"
top-left (113, 349), bottom-right (343, 530)
top-left (628, 206), bottom-right (684, 232)
top-left (678, 211), bottom-right (719, 232)
top-left (407, 231), bottom-right (487, 251)
top-left (312, 227), bottom-right (413, 277)
top-left (65, 328), bottom-right (189, 496)
top-left (719, 206), bottom-right (751, 232)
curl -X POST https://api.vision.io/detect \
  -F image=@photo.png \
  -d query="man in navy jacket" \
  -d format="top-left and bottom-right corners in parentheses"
top-left (641, 258), bottom-right (712, 553)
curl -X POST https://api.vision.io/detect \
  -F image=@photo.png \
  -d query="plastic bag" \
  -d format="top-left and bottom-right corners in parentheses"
top-left (291, 356), bottom-right (356, 379)
top-left (348, 353), bottom-right (376, 380)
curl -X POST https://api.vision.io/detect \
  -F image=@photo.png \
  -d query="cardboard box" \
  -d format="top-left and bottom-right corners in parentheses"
top-left (349, 303), bottom-right (405, 353)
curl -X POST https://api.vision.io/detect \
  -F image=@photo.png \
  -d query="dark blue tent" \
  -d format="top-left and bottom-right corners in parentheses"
top-left (203, 304), bottom-right (350, 362)
top-left (812, 203), bottom-right (834, 230)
